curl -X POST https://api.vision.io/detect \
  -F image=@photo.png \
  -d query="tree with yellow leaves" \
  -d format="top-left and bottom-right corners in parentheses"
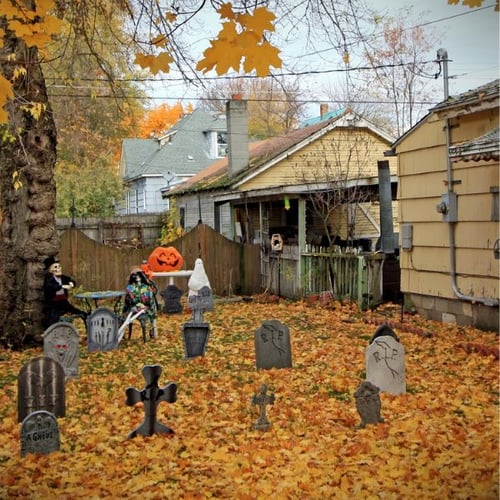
top-left (0, 0), bottom-right (282, 348)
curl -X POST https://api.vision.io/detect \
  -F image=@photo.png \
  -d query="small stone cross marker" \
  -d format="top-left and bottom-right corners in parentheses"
top-left (252, 384), bottom-right (275, 431)
top-left (125, 365), bottom-right (177, 438)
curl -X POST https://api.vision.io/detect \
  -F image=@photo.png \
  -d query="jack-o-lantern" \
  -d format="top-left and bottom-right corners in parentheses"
top-left (147, 246), bottom-right (184, 272)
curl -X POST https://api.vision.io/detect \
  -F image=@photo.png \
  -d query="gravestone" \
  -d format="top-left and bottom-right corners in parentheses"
top-left (354, 380), bottom-right (384, 428)
top-left (18, 357), bottom-right (65, 422)
top-left (254, 320), bottom-right (292, 369)
top-left (87, 307), bottom-right (119, 352)
top-left (366, 327), bottom-right (405, 395)
top-left (182, 285), bottom-right (213, 358)
top-left (188, 285), bottom-right (214, 323)
top-left (160, 285), bottom-right (183, 314)
top-left (20, 410), bottom-right (60, 457)
top-left (252, 384), bottom-right (275, 431)
top-left (182, 322), bottom-right (210, 358)
top-left (43, 322), bottom-right (79, 380)
top-left (125, 365), bottom-right (177, 438)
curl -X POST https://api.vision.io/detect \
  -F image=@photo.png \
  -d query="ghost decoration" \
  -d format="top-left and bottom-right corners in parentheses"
top-left (188, 258), bottom-right (211, 297)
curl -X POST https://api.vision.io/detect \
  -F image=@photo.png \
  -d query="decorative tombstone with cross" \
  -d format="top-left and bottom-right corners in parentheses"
top-left (125, 365), bottom-right (177, 438)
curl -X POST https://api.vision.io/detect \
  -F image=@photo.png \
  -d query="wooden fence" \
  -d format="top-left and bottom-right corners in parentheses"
top-left (57, 213), bottom-right (164, 247)
top-left (60, 225), bottom-right (390, 310)
top-left (264, 250), bottom-right (385, 309)
top-left (60, 225), bottom-right (261, 296)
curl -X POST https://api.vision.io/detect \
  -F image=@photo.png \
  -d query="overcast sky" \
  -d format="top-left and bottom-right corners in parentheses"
top-left (371, 0), bottom-right (499, 95)
top-left (149, 1), bottom-right (499, 111)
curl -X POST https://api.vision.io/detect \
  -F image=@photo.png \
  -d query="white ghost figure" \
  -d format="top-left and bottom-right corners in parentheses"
top-left (188, 258), bottom-right (211, 296)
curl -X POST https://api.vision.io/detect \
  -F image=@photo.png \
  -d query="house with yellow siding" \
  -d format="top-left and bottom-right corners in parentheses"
top-left (163, 99), bottom-right (398, 302)
top-left (391, 79), bottom-right (499, 331)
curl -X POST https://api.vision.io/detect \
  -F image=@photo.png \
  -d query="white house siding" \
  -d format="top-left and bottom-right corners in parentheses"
top-left (116, 177), bottom-right (169, 215)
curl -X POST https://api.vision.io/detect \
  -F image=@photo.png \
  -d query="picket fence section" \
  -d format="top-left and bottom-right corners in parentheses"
top-left (264, 250), bottom-right (384, 309)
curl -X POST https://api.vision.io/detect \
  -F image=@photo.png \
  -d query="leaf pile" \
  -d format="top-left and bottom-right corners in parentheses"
top-left (0, 299), bottom-right (498, 498)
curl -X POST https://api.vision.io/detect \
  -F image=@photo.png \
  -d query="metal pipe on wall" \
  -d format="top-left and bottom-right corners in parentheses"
top-left (438, 49), bottom-right (498, 307)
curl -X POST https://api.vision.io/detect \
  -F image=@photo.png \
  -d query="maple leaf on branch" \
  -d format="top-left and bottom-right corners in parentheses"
top-left (197, 4), bottom-right (281, 77)
top-left (243, 41), bottom-right (282, 76)
top-left (134, 51), bottom-right (174, 75)
top-left (219, 2), bottom-right (236, 20)
top-left (237, 7), bottom-right (277, 37)
top-left (196, 38), bottom-right (244, 74)
top-left (0, 75), bottom-right (14, 122)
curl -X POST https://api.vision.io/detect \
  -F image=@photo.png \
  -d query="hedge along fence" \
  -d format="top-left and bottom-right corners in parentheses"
top-left (59, 224), bottom-right (261, 297)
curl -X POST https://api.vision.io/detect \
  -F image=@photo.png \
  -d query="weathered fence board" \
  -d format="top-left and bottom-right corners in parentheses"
top-left (265, 251), bottom-right (384, 309)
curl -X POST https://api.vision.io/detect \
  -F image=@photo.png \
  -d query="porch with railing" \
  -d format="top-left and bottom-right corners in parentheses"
top-left (263, 248), bottom-right (384, 309)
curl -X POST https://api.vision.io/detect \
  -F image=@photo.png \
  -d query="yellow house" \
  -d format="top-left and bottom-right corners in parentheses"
top-left (165, 99), bottom-right (398, 302)
top-left (391, 80), bottom-right (499, 331)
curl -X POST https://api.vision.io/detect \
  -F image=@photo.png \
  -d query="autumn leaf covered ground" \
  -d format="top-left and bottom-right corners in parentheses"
top-left (0, 298), bottom-right (498, 499)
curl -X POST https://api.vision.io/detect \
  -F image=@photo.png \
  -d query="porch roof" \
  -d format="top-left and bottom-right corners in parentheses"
top-left (212, 174), bottom-right (398, 203)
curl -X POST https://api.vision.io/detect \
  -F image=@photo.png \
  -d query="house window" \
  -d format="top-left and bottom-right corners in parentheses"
top-left (217, 132), bottom-right (227, 157)
top-left (179, 206), bottom-right (185, 229)
top-left (491, 186), bottom-right (499, 222)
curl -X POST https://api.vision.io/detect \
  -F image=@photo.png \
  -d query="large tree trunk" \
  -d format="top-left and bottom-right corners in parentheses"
top-left (0, 27), bottom-right (59, 349)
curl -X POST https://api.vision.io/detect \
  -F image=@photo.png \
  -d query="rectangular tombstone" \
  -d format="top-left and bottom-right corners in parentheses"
top-left (18, 357), bottom-right (65, 422)
top-left (160, 285), bottom-right (183, 314)
top-left (255, 320), bottom-right (292, 370)
top-left (87, 307), bottom-right (119, 352)
top-left (182, 323), bottom-right (210, 359)
top-left (43, 322), bottom-right (79, 380)
top-left (20, 410), bottom-right (60, 457)
top-left (366, 334), bottom-right (406, 395)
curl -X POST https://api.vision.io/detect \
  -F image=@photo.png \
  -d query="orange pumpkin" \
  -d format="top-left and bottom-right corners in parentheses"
top-left (147, 246), bottom-right (184, 272)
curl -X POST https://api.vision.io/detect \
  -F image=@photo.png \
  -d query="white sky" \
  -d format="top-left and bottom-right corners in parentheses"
top-left (371, 0), bottom-right (499, 96)
top-left (148, 1), bottom-right (499, 116)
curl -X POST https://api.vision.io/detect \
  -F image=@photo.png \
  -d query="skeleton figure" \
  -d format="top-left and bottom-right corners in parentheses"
top-left (43, 257), bottom-right (87, 329)
top-left (123, 269), bottom-right (158, 338)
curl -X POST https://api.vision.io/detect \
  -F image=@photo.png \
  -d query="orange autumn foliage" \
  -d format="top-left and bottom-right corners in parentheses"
top-left (137, 102), bottom-right (190, 138)
top-left (0, 299), bottom-right (497, 498)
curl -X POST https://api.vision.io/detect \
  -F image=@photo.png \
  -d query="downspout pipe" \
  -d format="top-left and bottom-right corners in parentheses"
top-left (439, 49), bottom-right (499, 307)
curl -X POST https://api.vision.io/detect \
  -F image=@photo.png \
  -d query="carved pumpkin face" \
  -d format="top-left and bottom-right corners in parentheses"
top-left (147, 246), bottom-right (184, 272)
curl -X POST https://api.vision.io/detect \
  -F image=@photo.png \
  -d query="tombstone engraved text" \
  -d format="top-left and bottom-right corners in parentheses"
top-left (255, 320), bottom-right (292, 369)
top-left (20, 410), bottom-right (60, 457)
top-left (366, 330), bottom-right (406, 395)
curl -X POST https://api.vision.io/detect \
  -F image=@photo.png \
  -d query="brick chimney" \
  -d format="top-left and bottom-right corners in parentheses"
top-left (226, 95), bottom-right (248, 177)
top-left (320, 103), bottom-right (329, 117)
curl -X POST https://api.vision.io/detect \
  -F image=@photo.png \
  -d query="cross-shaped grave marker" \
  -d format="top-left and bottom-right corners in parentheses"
top-left (125, 365), bottom-right (177, 438)
top-left (252, 384), bottom-right (275, 431)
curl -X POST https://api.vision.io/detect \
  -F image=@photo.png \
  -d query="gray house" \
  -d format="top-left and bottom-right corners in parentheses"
top-left (116, 109), bottom-right (228, 215)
